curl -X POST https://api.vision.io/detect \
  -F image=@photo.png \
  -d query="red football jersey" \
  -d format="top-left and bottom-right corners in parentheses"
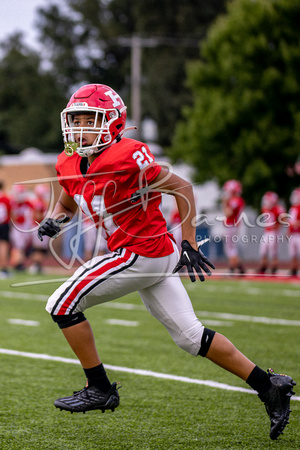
top-left (32, 197), bottom-right (49, 224)
top-left (224, 196), bottom-right (245, 226)
top-left (0, 192), bottom-right (11, 225)
top-left (10, 199), bottom-right (34, 227)
top-left (289, 205), bottom-right (300, 233)
top-left (56, 138), bottom-right (175, 257)
top-left (261, 205), bottom-right (285, 232)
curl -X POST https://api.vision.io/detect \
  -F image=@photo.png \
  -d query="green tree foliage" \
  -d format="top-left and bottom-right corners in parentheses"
top-left (35, 0), bottom-right (227, 146)
top-left (0, 35), bottom-right (66, 153)
top-left (170, 0), bottom-right (300, 207)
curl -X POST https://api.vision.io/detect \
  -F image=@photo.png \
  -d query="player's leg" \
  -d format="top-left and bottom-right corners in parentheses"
top-left (224, 227), bottom-right (236, 272)
top-left (46, 249), bottom-right (141, 412)
top-left (205, 331), bottom-right (296, 440)
top-left (51, 315), bottom-right (121, 414)
top-left (139, 263), bottom-right (296, 440)
top-left (0, 224), bottom-right (10, 277)
top-left (289, 233), bottom-right (299, 276)
top-left (60, 319), bottom-right (101, 368)
top-left (9, 226), bottom-right (28, 270)
top-left (224, 226), bottom-right (244, 274)
top-left (46, 247), bottom-right (178, 412)
top-left (205, 332), bottom-right (255, 379)
top-left (139, 272), bottom-right (254, 378)
top-left (29, 232), bottom-right (49, 274)
top-left (269, 232), bottom-right (279, 274)
top-left (294, 233), bottom-right (300, 275)
top-left (49, 247), bottom-right (181, 366)
top-left (258, 235), bottom-right (269, 274)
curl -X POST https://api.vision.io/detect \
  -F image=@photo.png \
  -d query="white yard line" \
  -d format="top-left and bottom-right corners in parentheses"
top-left (194, 310), bottom-right (300, 326)
top-left (0, 348), bottom-right (299, 401)
top-left (1, 291), bottom-right (48, 301)
top-left (105, 319), bottom-right (139, 327)
top-left (1, 291), bottom-right (300, 326)
top-left (187, 283), bottom-right (300, 298)
top-left (102, 303), bottom-right (300, 326)
top-left (7, 319), bottom-right (40, 327)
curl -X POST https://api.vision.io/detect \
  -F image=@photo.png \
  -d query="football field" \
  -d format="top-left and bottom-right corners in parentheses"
top-left (0, 273), bottom-right (299, 449)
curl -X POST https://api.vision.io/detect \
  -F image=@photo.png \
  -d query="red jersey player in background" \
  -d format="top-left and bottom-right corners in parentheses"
top-left (29, 184), bottom-right (51, 274)
top-left (222, 179), bottom-right (245, 275)
top-left (10, 184), bottom-right (34, 271)
top-left (0, 181), bottom-right (11, 278)
top-left (288, 187), bottom-right (300, 277)
top-left (258, 191), bottom-right (286, 275)
top-left (36, 84), bottom-right (295, 440)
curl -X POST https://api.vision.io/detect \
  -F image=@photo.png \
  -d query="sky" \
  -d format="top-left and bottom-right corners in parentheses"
top-left (0, 0), bottom-right (58, 50)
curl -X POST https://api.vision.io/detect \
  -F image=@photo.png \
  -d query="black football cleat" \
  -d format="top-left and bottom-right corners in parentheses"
top-left (54, 382), bottom-right (120, 413)
top-left (259, 369), bottom-right (296, 440)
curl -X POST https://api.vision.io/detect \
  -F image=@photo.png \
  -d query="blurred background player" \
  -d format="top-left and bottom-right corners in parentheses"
top-left (29, 184), bottom-right (51, 274)
top-left (258, 191), bottom-right (286, 275)
top-left (0, 181), bottom-right (12, 278)
top-left (287, 187), bottom-right (300, 277)
top-left (222, 179), bottom-right (245, 274)
top-left (10, 184), bottom-right (34, 271)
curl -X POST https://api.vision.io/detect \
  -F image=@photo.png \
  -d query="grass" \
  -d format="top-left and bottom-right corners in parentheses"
top-left (0, 273), bottom-right (299, 449)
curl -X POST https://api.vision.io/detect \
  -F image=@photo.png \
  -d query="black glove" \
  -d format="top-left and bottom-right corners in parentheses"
top-left (173, 240), bottom-right (215, 282)
top-left (37, 216), bottom-right (69, 241)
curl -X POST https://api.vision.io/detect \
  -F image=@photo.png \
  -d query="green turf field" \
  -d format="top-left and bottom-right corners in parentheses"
top-left (0, 274), bottom-right (299, 449)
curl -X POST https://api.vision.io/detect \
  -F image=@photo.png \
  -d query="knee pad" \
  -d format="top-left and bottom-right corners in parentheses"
top-left (51, 312), bottom-right (86, 329)
top-left (198, 328), bottom-right (216, 357)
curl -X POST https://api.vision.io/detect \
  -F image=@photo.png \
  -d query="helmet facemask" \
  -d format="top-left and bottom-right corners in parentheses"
top-left (61, 105), bottom-right (122, 157)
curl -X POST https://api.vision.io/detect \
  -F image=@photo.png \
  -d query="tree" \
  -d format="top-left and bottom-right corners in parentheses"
top-left (0, 35), bottom-right (66, 153)
top-left (35, 0), bottom-right (227, 146)
top-left (170, 0), bottom-right (300, 208)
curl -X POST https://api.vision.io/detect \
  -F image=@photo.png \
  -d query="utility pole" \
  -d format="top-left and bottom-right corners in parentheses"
top-left (116, 35), bottom-right (199, 140)
top-left (117, 36), bottom-right (160, 140)
top-left (131, 36), bottom-right (142, 139)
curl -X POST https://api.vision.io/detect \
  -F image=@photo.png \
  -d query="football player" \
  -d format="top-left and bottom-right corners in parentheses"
top-left (0, 181), bottom-right (11, 278)
top-left (222, 180), bottom-right (245, 274)
top-left (258, 191), bottom-right (286, 275)
top-left (38, 84), bottom-right (295, 440)
top-left (29, 184), bottom-right (51, 274)
top-left (288, 187), bottom-right (300, 277)
top-left (10, 184), bottom-right (34, 271)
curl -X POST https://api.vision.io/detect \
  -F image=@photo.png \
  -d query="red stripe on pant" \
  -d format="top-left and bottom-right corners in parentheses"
top-left (57, 249), bottom-right (133, 315)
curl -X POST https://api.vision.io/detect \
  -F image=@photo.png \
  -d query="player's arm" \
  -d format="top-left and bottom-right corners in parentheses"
top-left (149, 167), bottom-right (198, 249)
top-left (50, 189), bottom-right (78, 220)
top-left (37, 189), bottom-right (78, 241)
top-left (149, 167), bottom-right (215, 282)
